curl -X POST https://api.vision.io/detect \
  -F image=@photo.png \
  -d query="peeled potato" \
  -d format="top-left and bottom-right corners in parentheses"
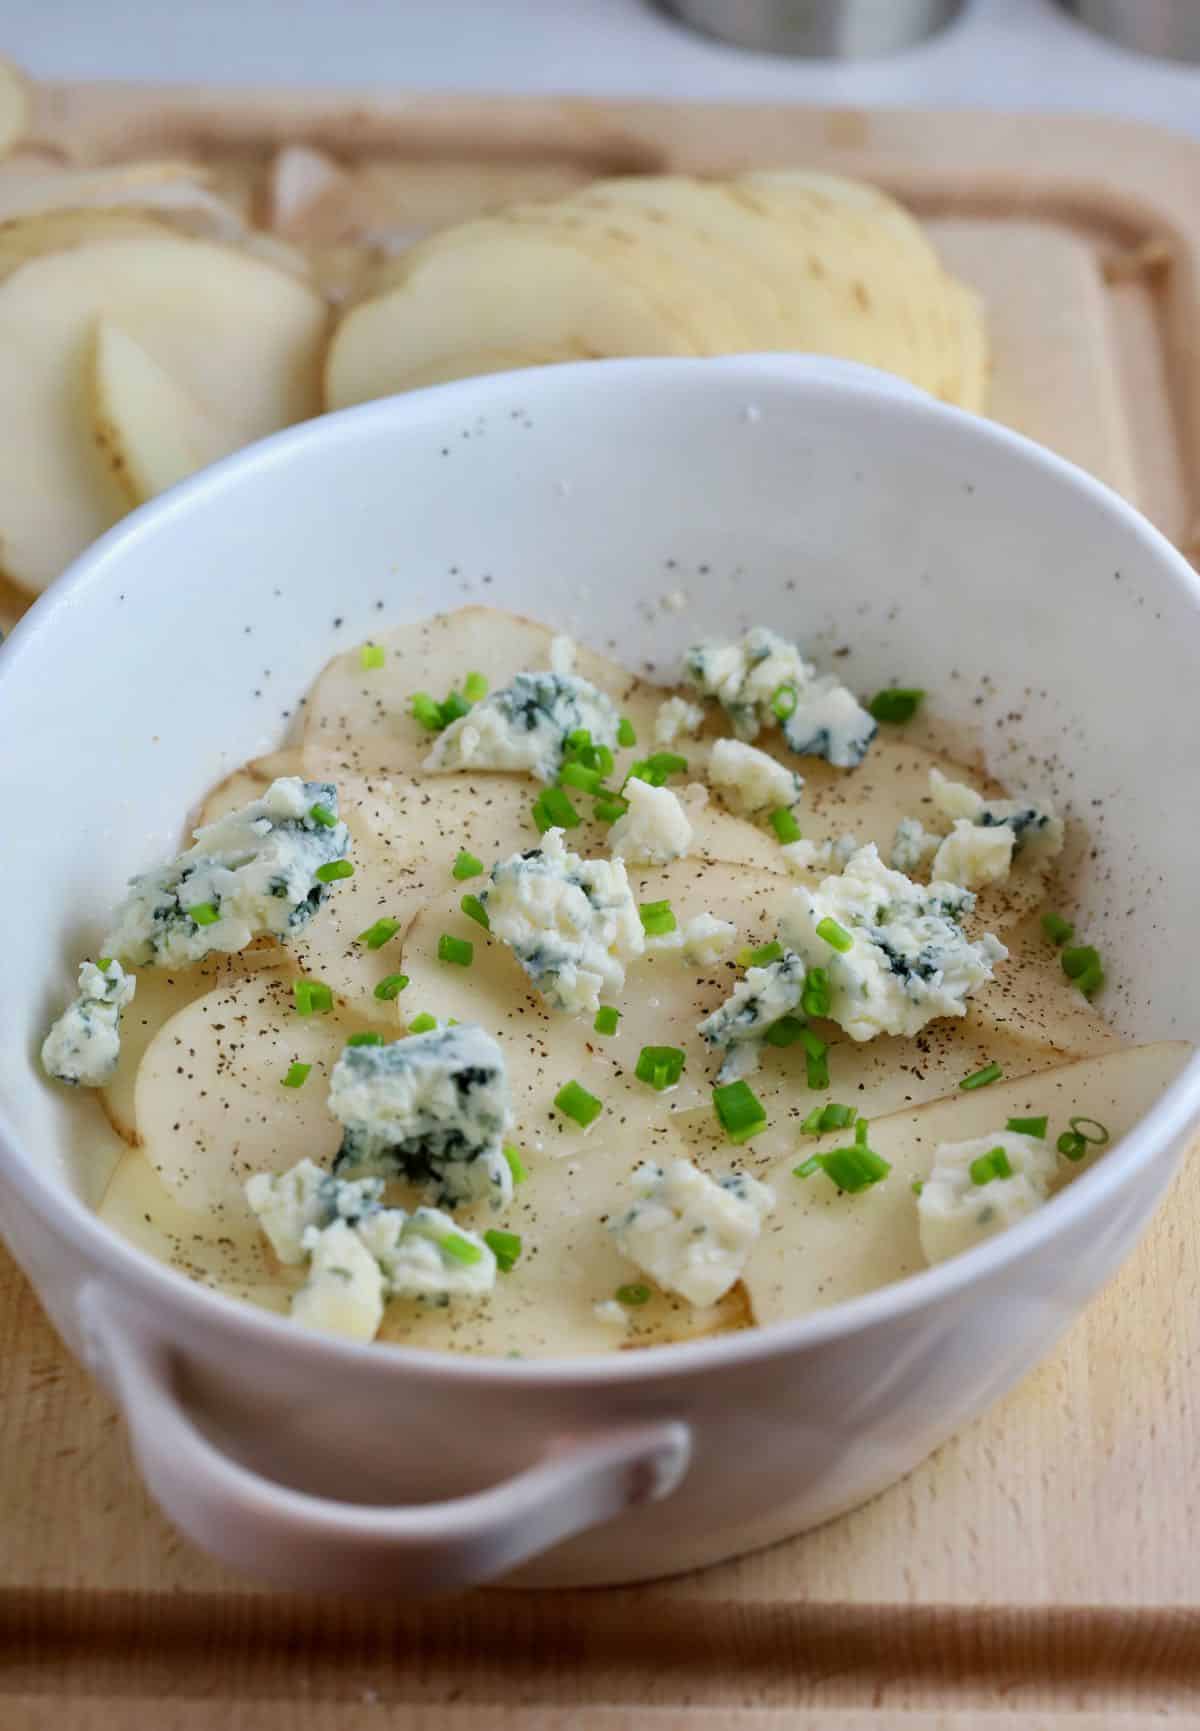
top-left (0, 230), bottom-right (327, 592)
top-left (90, 319), bottom-right (226, 505)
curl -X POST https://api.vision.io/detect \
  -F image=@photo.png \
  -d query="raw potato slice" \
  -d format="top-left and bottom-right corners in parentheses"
top-left (0, 232), bottom-right (326, 592)
top-left (134, 970), bottom-right (373, 1216)
top-left (90, 319), bottom-right (225, 505)
top-left (0, 59), bottom-right (28, 160)
top-left (323, 214), bottom-right (695, 409)
top-left (301, 605), bottom-right (663, 779)
top-left (0, 161), bottom-right (246, 237)
top-left (743, 1042), bottom-right (1192, 1326)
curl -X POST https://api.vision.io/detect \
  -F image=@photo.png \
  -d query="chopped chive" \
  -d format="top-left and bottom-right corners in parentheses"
top-left (437, 933), bottom-right (473, 967)
top-left (625, 760), bottom-right (667, 788)
top-left (815, 916), bottom-right (852, 953)
top-left (452, 849), bottom-right (483, 880)
top-left (502, 1144), bottom-right (528, 1185)
top-left (764, 1014), bottom-right (805, 1048)
top-left (1007, 1115), bottom-right (1048, 1138)
top-left (800, 1028), bottom-right (829, 1091)
top-left (281, 1061), bottom-right (311, 1088)
top-left (533, 785), bottom-right (581, 832)
top-left (594, 1005), bottom-right (621, 1036)
top-left (854, 1117), bottom-right (870, 1147)
top-left (315, 859), bottom-right (354, 883)
top-left (359, 916), bottom-right (401, 950)
top-left (794, 1146), bottom-right (891, 1193)
top-left (960, 1062), bottom-right (1003, 1091)
top-left (801, 967), bottom-right (831, 1019)
top-left (411, 691), bottom-right (443, 732)
top-left (616, 1281), bottom-right (651, 1306)
top-left (593, 796), bottom-right (628, 824)
top-left (374, 973), bottom-right (409, 1000)
top-left (1057, 1131), bottom-right (1088, 1160)
top-left (1062, 945), bottom-right (1105, 998)
top-left (463, 671), bottom-right (488, 703)
top-left (639, 899), bottom-right (678, 938)
top-left (617, 717), bottom-right (637, 748)
top-left (769, 806), bottom-right (802, 844)
top-left (309, 802), bottom-right (338, 829)
top-left (460, 894), bottom-right (490, 931)
top-left (911, 1179), bottom-right (924, 1195)
top-left (346, 1031), bottom-right (384, 1047)
top-left (869, 687), bottom-right (925, 725)
top-left (646, 750), bottom-right (688, 777)
top-left (635, 1045), bottom-right (686, 1091)
top-left (1042, 911), bottom-right (1075, 946)
top-left (771, 682), bottom-right (798, 720)
top-left (439, 1231), bottom-right (484, 1267)
top-left (484, 1228), bottom-right (522, 1273)
top-left (566, 728), bottom-right (592, 751)
top-left (801, 1102), bottom-right (857, 1134)
top-left (713, 1079), bottom-right (767, 1144)
top-left (439, 689), bottom-right (471, 726)
top-left (1069, 1115), bottom-right (1109, 1145)
top-left (407, 1012), bottom-right (438, 1034)
top-left (187, 901), bottom-right (220, 927)
top-left (738, 940), bottom-right (784, 968)
top-left (554, 1079), bottom-right (603, 1128)
top-left (96, 957), bottom-right (113, 972)
top-left (360, 643), bottom-right (385, 670)
top-left (969, 1146), bottom-right (1014, 1186)
top-left (584, 743), bottom-right (615, 777)
top-left (559, 760), bottom-right (605, 796)
top-left (293, 979), bottom-right (333, 1015)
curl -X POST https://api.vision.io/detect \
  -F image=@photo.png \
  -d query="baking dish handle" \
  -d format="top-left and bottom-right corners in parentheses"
top-left (81, 1287), bottom-right (691, 1591)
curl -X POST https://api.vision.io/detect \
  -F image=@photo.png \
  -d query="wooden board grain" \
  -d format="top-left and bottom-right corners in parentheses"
top-left (4, 82), bottom-right (1200, 1724)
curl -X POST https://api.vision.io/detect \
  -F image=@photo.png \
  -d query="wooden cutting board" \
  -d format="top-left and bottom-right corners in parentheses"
top-left (4, 85), bottom-right (1200, 1725)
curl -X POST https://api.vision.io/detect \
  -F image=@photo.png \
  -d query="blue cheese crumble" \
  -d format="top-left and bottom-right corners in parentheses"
top-left (889, 817), bottom-right (938, 875)
top-left (782, 843), bottom-right (1007, 1041)
top-left (330, 1024), bottom-right (515, 1208)
top-left (245, 1157), bottom-right (384, 1264)
top-left (482, 827), bottom-right (644, 1014)
top-left (423, 670), bottom-right (619, 782)
top-left (608, 776), bottom-right (693, 865)
top-left (292, 1218), bottom-right (386, 1342)
top-left (611, 1158), bottom-right (775, 1307)
top-left (654, 694), bottom-right (705, 747)
top-left (698, 951), bottom-right (806, 1078)
top-left (929, 769), bottom-right (1065, 875)
top-left (41, 959), bottom-right (136, 1087)
top-left (707, 738), bottom-right (803, 815)
top-left (103, 776), bottom-right (351, 968)
top-left (357, 1206), bottom-right (497, 1300)
top-left (918, 1130), bottom-right (1057, 1266)
top-left (685, 626), bottom-right (877, 767)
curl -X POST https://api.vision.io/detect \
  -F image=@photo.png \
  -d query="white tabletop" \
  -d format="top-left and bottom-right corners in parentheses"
top-left (7, 0), bottom-right (1200, 137)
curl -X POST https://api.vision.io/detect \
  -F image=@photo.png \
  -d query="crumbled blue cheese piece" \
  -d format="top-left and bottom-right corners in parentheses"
top-left (654, 695), bottom-right (705, 747)
top-left (708, 738), bottom-right (803, 815)
top-left (699, 951), bottom-right (805, 1077)
top-left (918, 1130), bottom-right (1057, 1265)
top-left (611, 1158), bottom-right (775, 1307)
top-left (41, 959), bottom-right (136, 1087)
top-left (423, 671), bottom-right (619, 782)
top-left (292, 1218), bottom-right (385, 1342)
top-left (929, 769), bottom-right (1065, 866)
top-left (330, 1024), bottom-right (515, 1208)
top-left (782, 843), bottom-right (1007, 1041)
top-left (684, 626), bottom-right (876, 767)
top-left (357, 1206), bottom-right (497, 1300)
top-left (681, 912), bottom-right (737, 964)
top-left (608, 776), bottom-right (693, 865)
top-left (482, 827), bottom-right (644, 1014)
top-left (780, 838), bottom-right (832, 875)
top-left (890, 817), bottom-right (938, 875)
top-left (102, 777), bottom-right (350, 969)
top-left (245, 1158), bottom-right (384, 1265)
top-left (931, 819), bottom-right (1016, 891)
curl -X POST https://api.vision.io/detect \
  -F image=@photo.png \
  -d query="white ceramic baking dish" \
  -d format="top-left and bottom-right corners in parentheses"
top-left (2, 355), bottom-right (1198, 1593)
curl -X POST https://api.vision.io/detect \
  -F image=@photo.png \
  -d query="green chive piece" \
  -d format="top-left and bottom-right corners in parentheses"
top-left (187, 901), bottom-right (220, 927)
top-left (646, 750), bottom-right (688, 777)
top-left (463, 671), bottom-right (488, 703)
top-left (559, 761), bottom-right (605, 796)
top-left (713, 1079), bottom-right (767, 1144)
top-left (854, 1117), bottom-right (870, 1147)
top-left (764, 1014), bottom-right (805, 1049)
top-left (309, 802), bottom-right (338, 829)
top-left (635, 1045), bottom-right (685, 1091)
top-left (411, 691), bottom-right (443, 731)
top-left (315, 860), bottom-right (354, 883)
top-left (554, 1079), bottom-right (603, 1128)
top-left (794, 1156), bottom-right (821, 1177)
top-left (407, 1012), bottom-right (438, 1034)
top-left (960, 1062), bottom-right (1003, 1091)
top-left (437, 933), bottom-right (473, 967)
top-left (800, 1028), bottom-right (829, 1091)
top-left (503, 1145), bottom-right (528, 1185)
top-left (566, 728), bottom-right (592, 752)
top-left (96, 957), bottom-right (113, 972)
top-left (912, 1179), bottom-right (924, 1196)
top-left (281, 1062), bottom-right (311, 1089)
top-left (533, 785), bottom-right (581, 832)
top-left (795, 1146), bottom-right (891, 1193)
top-left (1062, 945), bottom-right (1106, 998)
top-left (801, 1102), bottom-right (857, 1135)
top-left (293, 979), bottom-right (333, 1016)
top-left (1069, 1115), bottom-right (1110, 1145)
top-left (738, 940), bottom-right (784, 968)
top-left (625, 760), bottom-right (666, 789)
top-left (869, 687), bottom-right (925, 725)
top-left (439, 1231), bottom-right (484, 1267)
top-left (452, 850), bottom-right (484, 881)
top-left (801, 967), bottom-right (831, 1019)
top-left (360, 643), bottom-right (385, 670)
top-left (1057, 1131), bottom-right (1088, 1161)
top-left (484, 1228), bottom-right (522, 1273)
top-left (1007, 1115), bottom-right (1048, 1138)
top-left (346, 1031), bottom-right (384, 1047)
top-left (460, 894), bottom-right (490, 931)
top-left (771, 682), bottom-right (798, 720)
top-left (594, 1006), bottom-right (621, 1036)
top-left (769, 806), bottom-right (802, 844)
top-left (373, 973), bottom-right (409, 1000)
top-left (1042, 911), bottom-right (1075, 946)
top-left (969, 1146), bottom-right (1014, 1186)
top-left (593, 796), bottom-right (628, 824)
top-left (815, 916), bottom-right (853, 953)
top-left (617, 717), bottom-right (637, 748)
top-left (639, 899), bottom-right (677, 938)
top-left (359, 917), bottom-right (401, 950)
top-left (439, 689), bottom-right (471, 726)
top-left (616, 1281), bottom-right (651, 1306)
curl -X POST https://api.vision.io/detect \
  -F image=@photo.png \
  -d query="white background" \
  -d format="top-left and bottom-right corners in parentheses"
top-left (4, 0), bottom-right (1200, 136)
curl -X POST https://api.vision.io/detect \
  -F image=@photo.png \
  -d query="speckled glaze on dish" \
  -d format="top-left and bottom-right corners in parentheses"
top-left (1, 356), bottom-right (1198, 1592)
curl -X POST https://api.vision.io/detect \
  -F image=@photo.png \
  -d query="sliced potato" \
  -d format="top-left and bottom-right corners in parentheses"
top-left (90, 318), bottom-right (225, 505)
top-left (0, 59), bottom-right (28, 161)
top-left (743, 1042), bottom-right (1192, 1325)
top-left (0, 231), bottom-right (326, 592)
